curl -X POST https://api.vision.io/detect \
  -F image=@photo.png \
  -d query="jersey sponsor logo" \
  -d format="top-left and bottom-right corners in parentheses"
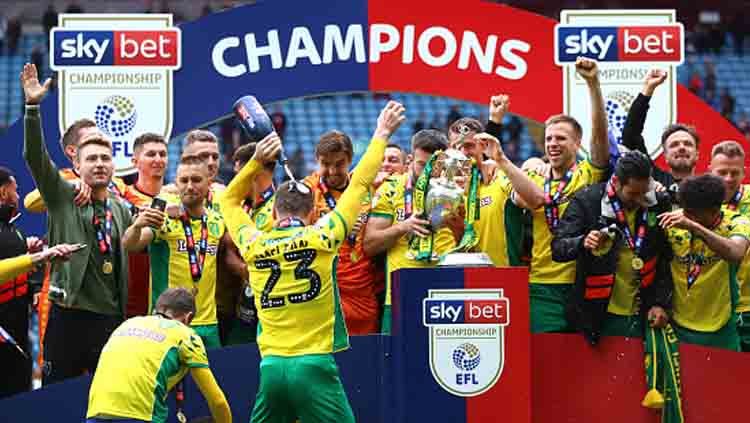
top-left (423, 289), bottom-right (509, 397)
top-left (176, 239), bottom-right (219, 256)
top-left (554, 24), bottom-right (683, 64)
top-left (479, 196), bottom-right (492, 208)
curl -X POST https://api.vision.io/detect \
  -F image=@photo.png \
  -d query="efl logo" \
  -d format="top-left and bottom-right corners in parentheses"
top-left (423, 289), bottom-right (509, 397)
top-left (50, 29), bottom-right (181, 69)
top-left (554, 24), bottom-right (683, 65)
top-left (423, 299), bottom-right (509, 326)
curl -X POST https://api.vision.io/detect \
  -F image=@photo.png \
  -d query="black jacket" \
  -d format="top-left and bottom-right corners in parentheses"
top-left (551, 183), bottom-right (673, 344)
top-left (621, 93), bottom-right (678, 192)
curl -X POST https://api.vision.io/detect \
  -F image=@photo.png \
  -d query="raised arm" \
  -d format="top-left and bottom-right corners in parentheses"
top-left (21, 63), bottom-right (69, 210)
top-left (575, 57), bottom-right (609, 169)
top-left (485, 94), bottom-right (509, 142)
top-left (659, 210), bottom-right (750, 263)
top-left (622, 69), bottom-right (667, 155)
top-left (333, 101), bottom-right (405, 231)
top-left (219, 134), bottom-right (281, 248)
top-left (121, 207), bottom-right (163, 252)
top-left (479, 132), bottom-right (544, 209)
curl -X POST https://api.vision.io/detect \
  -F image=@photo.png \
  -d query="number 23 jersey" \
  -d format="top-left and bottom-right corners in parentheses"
top-left (240, 211), bottom-right (350, 357)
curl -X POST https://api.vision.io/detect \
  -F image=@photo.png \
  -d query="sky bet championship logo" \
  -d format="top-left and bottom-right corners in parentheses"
top-left (50, 15), bottom-right (181, 176)
top-left (423, 289), bottom-right (509, 397)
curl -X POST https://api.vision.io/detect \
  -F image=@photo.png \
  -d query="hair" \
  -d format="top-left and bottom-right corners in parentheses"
top-left (274, 181), bottom-right (314, 217)
top-left (544, 114), bottom-right (583, 140)
top-left (0, 166), bottom-right (14, 187)
top-left (76, 136), bottom-right (112, 160)
top-left (61, 118), bottom-right (96, 149)
top-left (711, 140), bottom-right (745, 160)
top-left (448, 117), bottom-right (484, 137)
top-left (411, 129), bottom-right (448, 154)
top-left (154, 287), bottom-right (196, 317)
top-left (661, 123), bottom-right (700, 147)
top-left (315, 130), bottom-right (353, 160)
top-left (133, 132), bottom-right (166, 154)
top-left (179, 155), bottom-right (209, 167)
top-left (185, 129), bottom-right (218, 146)
top-left (678, 174), bottom-right (726, 211)
top-left (614, 151), bottom-right (652, 185)
top-left (233, 142), bottom-right (276, 171)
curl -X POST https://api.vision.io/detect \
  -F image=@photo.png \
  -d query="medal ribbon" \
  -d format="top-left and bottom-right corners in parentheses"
top-left (404, 173), bottom-right (414, 218)
top-left (318, 177), bottom-right (338, 210)
top-left (181, 212), bottom-right (208, 283)
top-left (606, 177), bottom-right (648, 257)
top-left (243, 185), bottom-right (275, 214)
top-left (93, 199), bottom-right (113, 255)
top-left (727, 185), bottom-right (743, 211)
top-left (543, 164), bottom-right (576, 230)
top-left (409, 151), bottom-right (441, 262)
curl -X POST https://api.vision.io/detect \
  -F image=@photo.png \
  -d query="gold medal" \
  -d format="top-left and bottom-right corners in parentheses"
top-left (102, 260), bottom-right (113, 274)
top-left (191, 286), bottom-right (199, 297)
top-left (632, 257), bottom-right (644, 271)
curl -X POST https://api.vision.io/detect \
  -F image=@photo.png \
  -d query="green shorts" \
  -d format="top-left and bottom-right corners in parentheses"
top-left (529, 283), bottom-right (574, 334)
top-left (251, 354), bottom-right (354, 423)
top-left (601, 313), bottom-right (643, 338)
top-left (672, 319), bottom-right (740, 351)
top-left (737, 312), bottom-right (750, 352)
top-left (380, 304), bottom-right (391, 335)
top-left (192, 323), bottom-right (222, 350)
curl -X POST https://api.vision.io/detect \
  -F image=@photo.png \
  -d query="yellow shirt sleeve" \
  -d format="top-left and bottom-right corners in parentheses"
top-left (333, 137), bottom-right (387, 230)
top-left (23, 189), bottom-right (46, 214)
top-left (191, 367), bottom-right (232, 423)
top-left (180, 330), bottom-right (209, 368)
top-left (370, 178), bottom-right (396, 220)
top-left (0, 254), bottom-right (34, 281)
top-left (219, 159), bottom-right (265, 260)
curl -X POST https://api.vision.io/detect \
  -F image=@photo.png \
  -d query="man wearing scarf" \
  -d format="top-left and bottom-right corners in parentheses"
top-left (707, 140), bottom-right (750, 351)
top-left (551, 151), bottom-right (672, 343)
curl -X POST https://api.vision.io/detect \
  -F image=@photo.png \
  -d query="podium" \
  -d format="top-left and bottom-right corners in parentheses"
top-left (389, 266), bottom-right (531, 423)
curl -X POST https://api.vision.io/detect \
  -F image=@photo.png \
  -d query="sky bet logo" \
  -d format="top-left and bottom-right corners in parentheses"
top-left (554, 24), bottom-right (683, 65)
top-left (50, 29), bottom-right (181, 69)
top-left (423, 299), bottom-right (509, 325)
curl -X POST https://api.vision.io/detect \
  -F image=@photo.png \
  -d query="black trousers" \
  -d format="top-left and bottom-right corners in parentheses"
top-left (0, 296), bottom-right (31, 398)
top-left (42, 304), bottom-right (121, 385)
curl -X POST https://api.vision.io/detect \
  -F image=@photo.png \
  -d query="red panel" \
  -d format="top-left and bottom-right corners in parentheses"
top-left (532, 333), bottom-right (750, 422)
top-left (368, 0), bottom-right (561, 123)
top-left (465, 267), bottom-right (531, 423)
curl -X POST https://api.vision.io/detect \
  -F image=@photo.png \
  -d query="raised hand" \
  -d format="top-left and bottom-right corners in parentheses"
top-left (474, 132), bottom-right (505, 163)
top-left (575, 56), bottom-right (599, 83)
top-left (658, 209), bottom-right (695, 231)
top-left (73, 180), bottom-right (92, 207)
top-left (642, 69), bottom-right (668, 96)
top-left (20, 63), bottom-right (52, 105)
top-left (253, 132), bottom-right (283, 165)
top-left (134, 206), bottom-right (166, 230)
top-left (374, 101), bottom-right (406, 140)
top-left (489, 94), bottom-right (510, 124)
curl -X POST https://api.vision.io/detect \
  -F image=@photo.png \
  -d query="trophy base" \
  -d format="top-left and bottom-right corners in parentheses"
top-left (438, 252), bottom-right (493, 267)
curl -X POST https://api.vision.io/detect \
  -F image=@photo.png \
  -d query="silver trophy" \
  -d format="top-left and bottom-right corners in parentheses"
top-left (422, 149), bottom-right (492, 266)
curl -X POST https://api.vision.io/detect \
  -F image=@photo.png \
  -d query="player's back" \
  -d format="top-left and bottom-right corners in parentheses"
top-left (246, 214), bottom-right (351, 357)
top-left (87, 315), bottom-right (208, 422)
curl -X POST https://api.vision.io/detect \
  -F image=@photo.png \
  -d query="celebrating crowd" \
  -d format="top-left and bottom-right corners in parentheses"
top-left (0, 56), bottom-right (749, 422)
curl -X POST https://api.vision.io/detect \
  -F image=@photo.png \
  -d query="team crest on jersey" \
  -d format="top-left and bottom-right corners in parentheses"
top-left (422, 289), bottom-right (509, 397)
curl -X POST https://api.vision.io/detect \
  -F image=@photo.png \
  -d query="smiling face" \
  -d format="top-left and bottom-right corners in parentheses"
top-left (382, 146), bottom-right (407, 175)
top-left (133, 141), bottom-right (168, 180)
top-left (663, 130), bottom-right (698, 175)
top-left (710, 153), bottom-right (745, 202)
top-left (544, 121), bottom-right (580, 172)
top-left (176, 163), bottom-right (210, 209)
top-left (316, 151), bottom-right (351, 190)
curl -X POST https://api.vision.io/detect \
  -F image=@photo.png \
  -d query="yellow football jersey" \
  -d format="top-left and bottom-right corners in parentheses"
top-left (370, 172), bottom-right (457, 307)
top-left (725, 184), bottom-right (750, 313)
top-left (607, 209), bottom-right (639, 316)
top-left (87, 315), bottom-right (209, 423)
top-left (667, 210), bottom-right (750, 331)
top-left (476, 174), bottom-right (513, 267)
top-left (525, 160), bottom-right (607, 284)
top-left (149, 208), bottom-right (225, 326)
top-left (221, 136), bottom-right (388, 357)
top-left (250, 195), bottom-right (275, 232)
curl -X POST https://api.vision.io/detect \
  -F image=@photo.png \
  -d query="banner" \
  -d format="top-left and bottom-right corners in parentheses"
top-left (0, 0), bottom-right (744, 236)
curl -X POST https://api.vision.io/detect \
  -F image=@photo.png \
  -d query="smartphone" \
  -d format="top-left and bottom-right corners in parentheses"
top-left (151, 197), bottom-right (167, 212)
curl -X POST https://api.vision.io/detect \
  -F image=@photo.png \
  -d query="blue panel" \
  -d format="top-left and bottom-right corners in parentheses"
top-left (390, 267), bottom-right (467, 422)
